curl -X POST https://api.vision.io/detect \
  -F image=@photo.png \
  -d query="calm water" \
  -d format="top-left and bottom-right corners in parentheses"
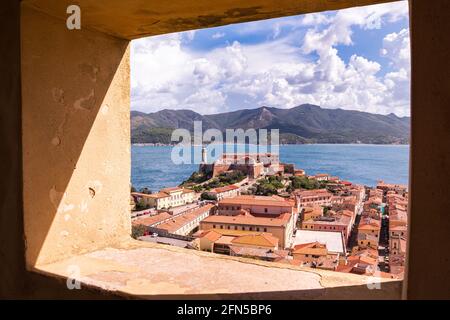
top-left (131, 144), bottom-right (409, 192)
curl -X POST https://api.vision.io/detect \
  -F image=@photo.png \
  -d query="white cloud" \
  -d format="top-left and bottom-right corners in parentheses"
top-left (211, 32), bottom-right (225, 39)
top-left (131, 1), bottom-right (410, 116)
top-left (381, 28), bottom-right (410, 69)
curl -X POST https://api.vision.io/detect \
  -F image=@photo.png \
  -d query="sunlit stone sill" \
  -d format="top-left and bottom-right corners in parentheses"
top-left (32, 239), bottom-right (402, 299)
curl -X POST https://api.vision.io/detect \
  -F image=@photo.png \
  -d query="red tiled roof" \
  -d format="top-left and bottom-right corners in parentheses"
top-left (131, 192), bottom-right (169, 199)
top-left (219, 195), bottom-right (293, 207)
top-left (160, 186), bottom-right (183, 193)
top-left (315, 173), bottom-right (330, 177)
top-left (231, 233), bottom-right (279, 248)
top-left (293, 242), bottom-right (328, 256)
top-left (212, 184), bottom-right (239, 193)
top-left (295, 189), bottom-right (332, 198)
top-left (132, 212), bottom-right (173, 226)
top-left (202, 212), bottom-right (291, 227)
top-left (155, 204), bottom-right (213, 233)
top-left (201, 230), bottom-right (222, 242)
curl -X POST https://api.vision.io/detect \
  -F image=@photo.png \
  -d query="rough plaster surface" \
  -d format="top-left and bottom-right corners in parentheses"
top-left (407, 0), bottom-right (450, 299)
top-left (36, 240), bottom-right (401, 299)
top-left (23, 0), bottom-right (399, 39)
top-left (21, 6), bottom-right (131, 266)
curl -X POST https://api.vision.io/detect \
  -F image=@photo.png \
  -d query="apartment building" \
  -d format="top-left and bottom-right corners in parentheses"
top-left (377, 180), bottom-right (408, 195)
top-left (357, 232), bottom-right (379, 249)
top-left (301, 211), bottom-right (353, 240)
top-left (217, 195), bottom-right (296, 216)
top-left (292, 242), bottom-right (339, 270)
top-left (132, 186), bottom-right (195, 210)
top-left (337, 248), bottom-right (379, 276)
top-left (302, 206), bottom-right (323, 221)
top-left (197, 228), bottom-right (292, 262)
top-left (200, 212), bottom-right (294, 249)
top-left (153, 204), bottom-right (213, 236)
top-left (294, 189), bottom-right (333, 208)
top-left (358, 217), bottom-right (381, 240)
top-left (206, 184), bottom-right (240, 201)
top-left (133, 204), bottom-right (214, 236)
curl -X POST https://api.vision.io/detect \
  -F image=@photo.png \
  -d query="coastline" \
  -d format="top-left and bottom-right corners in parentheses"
top-left (131, 143), bottom-right (411, 147)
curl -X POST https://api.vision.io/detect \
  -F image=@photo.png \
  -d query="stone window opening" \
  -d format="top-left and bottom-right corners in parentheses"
top-left (12, 0), bottom-right (424, 300)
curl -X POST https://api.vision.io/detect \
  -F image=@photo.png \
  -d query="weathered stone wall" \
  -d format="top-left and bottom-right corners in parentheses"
top-left (406, 0), bottom-right (450, 300)
top-left (22, 0), bottom-right (399, 39)
top-left (21, 5), bottom-right (131, 266)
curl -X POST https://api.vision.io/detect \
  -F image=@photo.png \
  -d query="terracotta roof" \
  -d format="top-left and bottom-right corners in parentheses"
top-left (202, 212), bottom-right (291, 227)
top-left (352, 247), bottom-right (379, 259)
top-left (358, 218), bottom-right (381, 230)
top-left (273, 258), bottom-right (302, 266)
top-left (230, 246), bottom-right (288, 259)
top-left (377, 182), bottom-right (408, 190)
top-left (357, 233), bottom-right (379, 242)
top-left (131, 192), bottom-right (169, 199)
top-left (315, 173), bottom-right (330, 177)
top-left (160, 186), bottom-right (183, 193)
top-left (231, 233), bottom-right (279, 248)
top-left (293, 242), bottom-right (328, 256)
top-left (212, 184), bottom-right (239, 193)
top-left (201, 230), bottom-right (222, 242)
top-left (201, 228), bottom-right (270, 237)
top-left (305, 214), bottom-right (351, 226)
top-left (338, 210), bottom-right (354, 217)
top-left (132, 212), bottom-right (173, 226)
top-left (389, 225), bottom-right (408, 232)
top-left (154, 204), bottom-right (213, 233)
top-left (135, 187), bottom-right (193, 198)
top-left (295, 189), bottom-right (332, 198)
top-left (219, 195), bottom-right (293, 207)
top-left (215, 235), bottom-right (235, 245)
top-left (303, 206), bottom-right (323, 215)
top-left (389, 210), bottom-right (408, 222)
top-left (348, 255), bottom-right (378, 266)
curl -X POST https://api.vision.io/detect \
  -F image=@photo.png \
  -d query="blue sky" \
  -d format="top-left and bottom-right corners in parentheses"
top-left (131, 1), bottom-right (410, 116)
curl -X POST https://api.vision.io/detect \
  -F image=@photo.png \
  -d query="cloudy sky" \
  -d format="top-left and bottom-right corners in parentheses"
top-left (131, 1), bottom-right (410, 117)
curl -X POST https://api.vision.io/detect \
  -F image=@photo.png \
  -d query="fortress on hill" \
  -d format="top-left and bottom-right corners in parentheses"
top-left (198, 149), bottom-right (286, 179)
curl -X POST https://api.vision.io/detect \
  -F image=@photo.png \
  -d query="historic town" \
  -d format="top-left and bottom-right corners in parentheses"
top-left (131, 149), bottom-right (408, 279)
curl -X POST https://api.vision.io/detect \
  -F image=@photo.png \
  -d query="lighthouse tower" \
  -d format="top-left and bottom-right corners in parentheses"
top-left (201, 146), bottom-right (207, 164)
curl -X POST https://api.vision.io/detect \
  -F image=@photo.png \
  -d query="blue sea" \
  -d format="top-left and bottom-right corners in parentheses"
top-left (131, 144), bottom-right (409, 192)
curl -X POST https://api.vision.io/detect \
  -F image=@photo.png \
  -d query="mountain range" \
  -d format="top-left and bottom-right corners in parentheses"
top-left (131, 104), bottom-right (410, 145)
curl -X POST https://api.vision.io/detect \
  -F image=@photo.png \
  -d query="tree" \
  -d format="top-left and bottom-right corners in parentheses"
top-left (140, 187), bottom-right (152, 194)
top-left (255, 175), bottom-right (285, 196)
top-left (192, 185), bottom-right (203, 193)
top-left (290, 176), bottom-right (322, 190)
top-left (200, 192), bottom-right (217, 201)
top-left (183, 171), bottom-right (208, 184)
top-left (131, 224), bottom-right (147, 239)
top-left (135, 199), bottom-right (150, 211)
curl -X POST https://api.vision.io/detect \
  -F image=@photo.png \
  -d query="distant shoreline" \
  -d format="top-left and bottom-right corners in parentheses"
top-left (132, 143), bottom-right (410, 147)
